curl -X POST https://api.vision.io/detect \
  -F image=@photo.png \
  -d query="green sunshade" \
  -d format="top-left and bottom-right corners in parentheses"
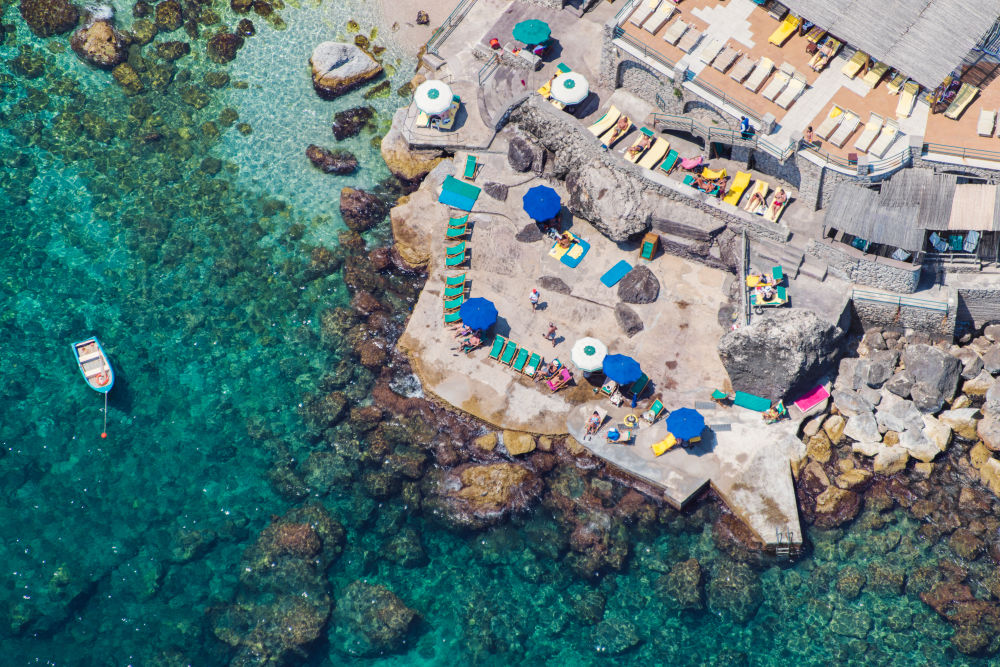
top-left (513, 19), bottom-right (551, 45)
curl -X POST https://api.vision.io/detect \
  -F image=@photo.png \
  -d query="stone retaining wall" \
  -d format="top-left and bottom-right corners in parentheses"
top-left (957, 289), bottom-right (1000, 330)
top-left (850, 299), bottom-right (956, 340)
top-left (806, 239), bottom-right (921, 293)
top-left (504, 95), bottom-right (791, 246)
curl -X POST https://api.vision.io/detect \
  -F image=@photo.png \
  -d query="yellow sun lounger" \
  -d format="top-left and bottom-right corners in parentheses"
top-left (624, 134), bottom-right (648, 163)
top-left (587, 105), bottom-right (621, 138)
top-left (862, 60), bottom-right (889, 88)
top-left (743, 180), bottom-right (769, 215)
top-left (815, 105), bottom-right (844, 139)
top-left (537, 79), bottom-right (553, 98)
top-left (701, 167), bottom-right (727, 181)
top-left (945, 83), bottom-right (980, 120)
top-left (652, 432), bottom-right (678, 456)
top-left (768, 14), bottom-right (800, 47)
top-left (603, 117), bottom-right (632, 148)
top-left (841, 51), bottom-right (868, 79)
top-left (638, 137), bottom-right (670, 169)
top-left (723, 171), bottom-right (752, 206)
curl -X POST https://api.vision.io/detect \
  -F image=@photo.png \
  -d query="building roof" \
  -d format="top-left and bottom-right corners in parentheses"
top-left (825, 169), bottom-right (1000, 250)
top-left (781, 0), bottom-right (1000, 88)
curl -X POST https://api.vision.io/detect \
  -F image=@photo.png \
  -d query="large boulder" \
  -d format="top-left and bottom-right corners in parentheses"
top-left (564, 158), bottom-right (652, 241)
top-left (310, 41), bottom-right (382, 99)
top-left (718, 310), bottom-right (844, 400)
top-left (507, 133), bottom-right (542, 172)
top-left (422, 463), bottom-right (543, 531)
top-left (901, 344), bottom-right (961, 413)
top-left (20, 0), bottom-right (79, 36)
top-left (331, 105), bottom-right (375, 140)
top-left (617, 265), bottom-right (659, 304)
top-left (953, 346), bottom-right (984, 380)
top-left (307, 145), bottom-right (358, 174)
top-left (854, 349), bottom-right (898, 388)
top-left (380, 109), bottom-right (445, 184)
top-left (70, 18), bottom-right (126, 69)
top-left (340, 187), bottom-right (387, 232)
top-left (614, 303), bottom-right (643, 337)
top-left (206, 32), bottom-right (244, 63)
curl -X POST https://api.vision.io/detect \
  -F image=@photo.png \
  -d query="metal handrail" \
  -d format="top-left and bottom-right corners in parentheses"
top-left (852, 288), bottom-right (949, 312)
top-left (477, 54), bottom-right (500, 86)
top-left (425, 0), bottom-right (478, 56)
top-left (612, 27), bottom-right (677, 74)
top-left (614, 0), bottom-right (641, 24)
top-left (688, 75), bottom-right (764, 128)
top-left (923, 141), bottom-right (1000, 163)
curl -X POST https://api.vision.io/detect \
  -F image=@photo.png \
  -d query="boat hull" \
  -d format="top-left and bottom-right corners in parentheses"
top-left (72, 337), bottom-right (114, 394)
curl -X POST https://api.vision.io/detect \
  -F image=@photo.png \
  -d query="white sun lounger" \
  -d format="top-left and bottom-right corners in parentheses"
top-left (761, 63), bottom-right (793, 101)
top-left (697, 36), bottom-right (724, 64)
top-left (729, 55), bottom-right (755, 82)
top-left (677, 28), bottom-right (702, 54)
top-left (643, 3), bottom-right (675, 34)
top-left (815, 105), bottom-right (844, 140)
top-left (829, 110), bottom-right (861, 147)
top-left (896, 81), bottom-right (919, 118)
top-left (979, 109), bottom-right (997, 137)
top-left (869, 119), bottom-right (900, 158)
top-left (662, 19), bottom-right (689, 45)
top-left (776, 72), bottom-right (807, 109)
top-left (629, 0), bottom-right (661, 28)
top-left (713, 46), bottom-right (740, 72)
top-left (854, 113), bottom-right (884, 152)
top-left (743, 57), bottom-right (774, 93)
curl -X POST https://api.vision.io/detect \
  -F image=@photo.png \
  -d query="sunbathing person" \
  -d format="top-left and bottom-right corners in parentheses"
top-left (626, 134), bottom-right (652, 158)
top-left (557, 232), bottom-right (576, 249)
top-left (538, 359), bottom-right (561, 381)
top-left (746, 190), bottom-right (766, 212)
top-left (713, 176), bottom-right (729, 196)
top-left (586, 411), bottom-right (602, 435)
top-left (760, 284), bottom-right (776, 301)
top-left (605, 115), bottom-right (630, 146)
top-left (770, 188), bottom-right (787, 216)
top-left (452, 324), bottom-right (474, 339)
top-left (692, 174), bottom-right (710, 191)
top-left (460, 334), bottom-right (482, 354)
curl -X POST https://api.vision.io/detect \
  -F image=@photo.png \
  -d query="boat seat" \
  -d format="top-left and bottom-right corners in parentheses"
top-left (82, 359), bottom-right (106, 375)
top-left (77, 351), bottom-right (103, 363)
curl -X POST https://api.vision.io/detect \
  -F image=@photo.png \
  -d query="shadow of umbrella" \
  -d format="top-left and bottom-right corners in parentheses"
top-left (494, 315), bottom-right (512, 338)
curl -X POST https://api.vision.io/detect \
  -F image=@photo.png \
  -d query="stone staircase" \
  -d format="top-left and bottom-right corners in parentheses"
top-left (751, 236), bottom-right (829, 282)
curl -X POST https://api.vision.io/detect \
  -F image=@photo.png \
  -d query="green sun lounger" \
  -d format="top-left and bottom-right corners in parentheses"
top-left (711, 389), bottom-right (729, 400)
top-left (445, 250), bottom-right (466, 267)
top-left (439, 176), bottom-right (481, 211)
top-left (629, 373), bottom-right (649, 397)
top-left (659, 149), bottom-right (679, 173)
top-left (448, 214), bottom-right (469, 228)
top-left (557, 63), bottom-right (571, 74)
top-left (641, 398), bottom-right (665, 424)
top-left (488, 336), bottom-right (507, 360)
top-left (446, 222), bottom-right (467, 239)
top-left (444, 310), bottom-right (462, 325)
top-left (444, 284), bottom-right (466, 298)
top-left (444, 295), bottom-right (464, 311)
top-left (523, 352), bottom-right (542, 377)
top-left (500, 342), bottom-right (518, 365)
top-left (772, 265), bottom-right (784, 283)
top-left (512, 347), bottom-right (530, 372)
top-left (445, 273), bottom-right (466, 287)
top-left (734, 391), bottom-right (771, 412)
top-left (446, 241), bottom-right (465, 257)
top-left (464, 155), bottom-right (478, 180)
top-left (683, 174), bottom-right (695, 186)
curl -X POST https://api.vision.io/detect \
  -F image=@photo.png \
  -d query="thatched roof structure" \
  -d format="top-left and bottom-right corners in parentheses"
top-left (824, 169), bottom-right (1000, 251)
top-left (781, 0), bottom-right (1000, 88)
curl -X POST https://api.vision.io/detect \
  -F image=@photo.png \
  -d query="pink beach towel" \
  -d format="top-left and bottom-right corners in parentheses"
top-left (680, 155), bottom-right (704, 171)
top-left (794, 385), bottom-right (830, 412)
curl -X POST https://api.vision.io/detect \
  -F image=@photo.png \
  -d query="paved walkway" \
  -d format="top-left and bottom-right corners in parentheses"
top-left (566, 397), bottom-right (805, 547)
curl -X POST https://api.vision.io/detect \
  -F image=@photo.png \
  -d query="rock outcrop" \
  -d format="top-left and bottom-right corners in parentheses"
top-left (564, 158), bottom-right (652, 241)
top-left (20, 0), bottom-right (80, 36)
top-left (718, 310), bottom-right (843, 400)
top-left (340, 187), bottom-right (387, 232)
top-left (306, 145), bottom-right (358, 174)
top-left (331, 105), bottom-right (374, 140)
top-left (70, 18), bottom-right (127, 69)
top-left (380, 109), bottom-right (445, 184)
top-left (901, 344), bottom-right (961, 412)
top-left (422, 462), bottom-right (543, 530)
top-left (310, 41), bottom-right (382, 99)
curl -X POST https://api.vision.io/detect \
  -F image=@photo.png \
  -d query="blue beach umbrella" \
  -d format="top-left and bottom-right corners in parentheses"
top-left (667, 408), bottom-right (705, 441)
top-left (602, 354), bottom-right (641, 385)
top-left (512, 19), bottom-right (551, 45)
top-left (459, 297), bottom-right (498, 330)
top-left (522, 185), bottom-right (561, 221)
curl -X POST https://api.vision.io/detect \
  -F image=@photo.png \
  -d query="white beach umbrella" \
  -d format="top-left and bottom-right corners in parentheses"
top-left (571, 337), bottom-right (607, 372)
top-left (414, 80), bottom-right (453, 115)
top-left (550, 73), bottom-right (589, 105)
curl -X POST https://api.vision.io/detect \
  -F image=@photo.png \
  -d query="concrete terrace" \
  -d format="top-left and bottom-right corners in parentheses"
top-left (616, 0), bottom-right (1000, 168)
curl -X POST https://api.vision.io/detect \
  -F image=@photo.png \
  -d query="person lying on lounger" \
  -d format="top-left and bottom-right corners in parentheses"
top-left (459, 334), bottom-right (482, 354)
top-left (605, 115), bottom-right (630, 146)
top-left (770, 188), bottom-right (787, 216)
top-left (538, 359), bottom-right (561, 381)
top-left (747, 190), bottom-right (765, 212)
top-left (453, 324), bottom-right (474, 339)
top-left (626, 134), bottom-right (652, 158)
top-left (586, 411), bottom-right (602, 435)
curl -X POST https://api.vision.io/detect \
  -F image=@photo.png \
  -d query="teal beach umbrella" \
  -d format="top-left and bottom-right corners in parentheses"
top-left (513, 19), bottom-right (551, 45)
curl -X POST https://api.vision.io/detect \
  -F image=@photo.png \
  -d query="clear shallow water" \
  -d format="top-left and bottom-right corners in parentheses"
top-left (0, 0), bottom-right (994, 663)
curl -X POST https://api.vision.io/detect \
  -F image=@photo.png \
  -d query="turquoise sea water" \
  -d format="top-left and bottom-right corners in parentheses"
top-left (0, 0), bottom-right (997, 663)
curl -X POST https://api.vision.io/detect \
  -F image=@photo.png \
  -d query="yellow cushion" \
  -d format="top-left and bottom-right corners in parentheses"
top-left (830, 107), bottom-right (842, 118)
top-left (567, 244), bottom-right (584, 259)
top-left (652, 433), bottom-right (677, 456)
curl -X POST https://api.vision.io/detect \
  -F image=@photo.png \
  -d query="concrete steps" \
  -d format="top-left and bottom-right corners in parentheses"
top-left (799, 257), bottom-right (828, 282)
top-left (752, 238), bottom-right (803, 278)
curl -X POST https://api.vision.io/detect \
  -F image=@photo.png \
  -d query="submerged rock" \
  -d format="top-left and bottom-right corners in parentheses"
top-left (19, 0), bottom-right (80, 37)
top-left (423, 462), bottom-right (543, 531)
top-left (657, 558), bottom-right (704, 610)
top-left (340, 186), bottom-right (387, 230)
top-left (310, 41), bottom-right (383, 99)
top-left (155, 39), bottom-right (189, 61)
top-left (153, 0), bottom-right (182, 31)
top-left (307, 145), bottom-right (358, 174)
top-left (331, 581), bottom-right (417, 657)
top-left (332, 105), bottom-right (375, 140)
top-left (592, 619), bottom-right (640, 655)
top-left (112, 62), bottom-right (144, 95)
top-left (707, 560), bottom-right (762, 623)
top-left (236, 18), bottom-right (255, 36)
top-left (70, 19), bottom-right (127, 69)
top-left (206, 31), bottom-right (243, 63)
top-left (718, 310), bottom-right (843, 400)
